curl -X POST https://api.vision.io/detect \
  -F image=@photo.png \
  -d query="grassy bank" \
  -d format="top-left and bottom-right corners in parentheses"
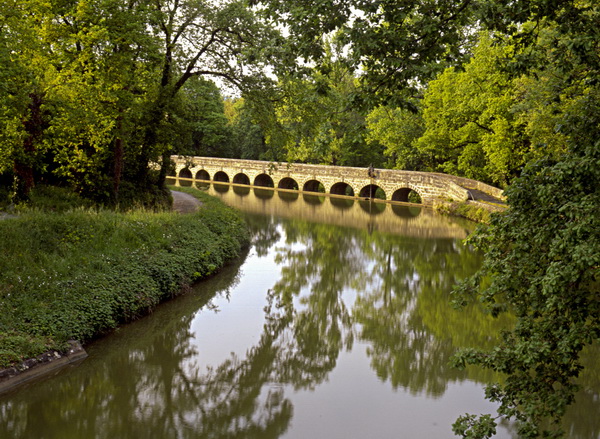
top-left (0, 188), bottom-right (248, 368)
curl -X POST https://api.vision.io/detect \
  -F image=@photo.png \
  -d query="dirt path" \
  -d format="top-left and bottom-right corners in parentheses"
top-left (171, 190), bottom-right (202, 214)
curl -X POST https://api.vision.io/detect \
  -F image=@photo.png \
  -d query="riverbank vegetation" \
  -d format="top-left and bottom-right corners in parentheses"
top-left (0, 186), bottom-right (248, 368)
top-left (434, 202), bottom-right (493, 224)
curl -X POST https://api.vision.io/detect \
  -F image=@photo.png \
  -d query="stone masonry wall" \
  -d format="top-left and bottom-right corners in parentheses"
top-left (170, 156), bottom-right (502, 205)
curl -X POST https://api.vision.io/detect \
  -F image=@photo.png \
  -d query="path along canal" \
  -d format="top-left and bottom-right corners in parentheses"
top-left (0, 184), bottom-right (597, 438)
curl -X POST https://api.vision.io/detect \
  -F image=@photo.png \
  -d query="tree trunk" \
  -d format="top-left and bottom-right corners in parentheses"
top-left (14, 92), bottom-right (44, 200)
top-left (111, 111), bottom-right (125, 203)
top-left (157, 152), bottom-right (172, 188)
top-left (112, 137), bottom-right (124, 202)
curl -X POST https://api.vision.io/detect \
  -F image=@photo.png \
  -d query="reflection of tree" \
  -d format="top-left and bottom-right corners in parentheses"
top-left (1, 214), bottom-right (598, 438)
top-left (245, 213), bottom-right (281, 257)
top-left (353, 231), bottom-right (511, 396)
top-left (268, 220), bottom-right (359, 390)
top-left (0, 254), bottom-right (293, 439)
top-left (561, 345), bottom-right (600, 439)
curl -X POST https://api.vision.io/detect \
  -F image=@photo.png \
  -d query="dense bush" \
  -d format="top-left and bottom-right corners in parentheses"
top-left (0, 189), bottom-right (248, 368)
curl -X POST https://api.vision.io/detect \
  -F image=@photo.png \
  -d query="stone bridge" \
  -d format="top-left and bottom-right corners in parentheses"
top-left (170, 156), bottom-right (504, 205)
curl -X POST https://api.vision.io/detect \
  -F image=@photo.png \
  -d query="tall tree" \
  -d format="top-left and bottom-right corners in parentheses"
top-left (450, 2), bottom-right (600, 437)
top-left (168, 77), bottom-right (230, 158)
top-left (222, 97), bottom-right (267, 160)
top-left (43, 0), bottom-right (159, 201)
top-left (416, 34), bottom-right (525, 187)
top-left (253, 0), bottom-right (477, 107)
top-left (136, 0), bottom-right (281, 187)
top-left (365, 104), bottom-right (426, 170)
top-left (0, 0), bottom-right (51, 199)
top-left (266, 41), bottom-right (384, 167)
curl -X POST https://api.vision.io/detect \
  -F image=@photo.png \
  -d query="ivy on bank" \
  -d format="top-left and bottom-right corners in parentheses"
top-left (0, 190), bottom-right (249, 368)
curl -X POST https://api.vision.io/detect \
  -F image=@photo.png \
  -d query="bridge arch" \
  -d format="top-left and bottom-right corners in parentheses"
top-left (178, 168), bottom-right (193, 187)
top-left (359, 184), bottom-right (386, 200)
top-left (233, 173), bottom-right (250, 185)
top-left (278, 177), bottom-right (299, 190)
top-left (179, 168), bottom-right (192, 180)
top-left (303, 179), bottom-right (325, 193)
top-left (195, 169), bottom-right (210, 181)
top-left (214, 171), bottom-right (229, 183)
top-left (254, 173), bottom-right (274, 188)
top-left (392, 187), bottom-right (422, 204)
top-left (330, 182), bottom-right (354, 197)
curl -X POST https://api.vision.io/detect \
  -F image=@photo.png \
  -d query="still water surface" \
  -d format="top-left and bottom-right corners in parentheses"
top-left (0, 185), bottom-right (597, 438)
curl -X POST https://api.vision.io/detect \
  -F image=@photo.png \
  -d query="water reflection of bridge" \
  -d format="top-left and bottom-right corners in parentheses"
top-left (186, 182), bottom-right (472, 240)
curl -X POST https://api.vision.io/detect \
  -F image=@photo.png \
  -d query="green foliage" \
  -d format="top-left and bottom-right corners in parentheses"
top-left (435, 202), bottom-right (493, 224)
top-left (453, 414), bottom-right (497, 439)
top-left (447, 2), bottom-right (600, 436)
top-left (0, 189), bottom-right (248, 366)
top-left (0, 0), bottom-right (282, 202)
top-left (253, 0), bottom-right (477, 106)
top-left (221, 97), bottom-right (268, 160)
top-left (416, 34), bottom-right (525, 186)
top-left (165, 77), bottom-right (230, 158)
top-left (365, 105), bottom-right (426, 170)
top-left (253, 1), bottom-right (600, 437)
top-left (0, 334), bottom-right (49, 369)
top-left (452, 143), bottom-right (600, 437)
top-left (265, 40), bottom-right (385, 167)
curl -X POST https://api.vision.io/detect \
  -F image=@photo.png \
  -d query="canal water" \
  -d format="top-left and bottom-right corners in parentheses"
top-left (0, 185), bottom-right (597, 438)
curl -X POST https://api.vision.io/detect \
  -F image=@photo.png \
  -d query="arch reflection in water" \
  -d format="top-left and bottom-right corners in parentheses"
top-left (278, 191), bottom-right (299, 203)
top-left (233, 185), bottom-right (250, 196)
top-left (0, 192), bottom-right (596, 439)
top-left (254, 188), bottom-right (274, 200)
top-left (302, 193), bottom-right (326, 205)
top-left (330, 197), bottom-right (354, 210)
top-left (206, 185), bottom-right (470, 240)
top-left (213, 183), bottom-right (229, 193)
top-left (392, 204), bottom-right (421, 218)
top-left (359, 200), bottom-right (386, 215)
